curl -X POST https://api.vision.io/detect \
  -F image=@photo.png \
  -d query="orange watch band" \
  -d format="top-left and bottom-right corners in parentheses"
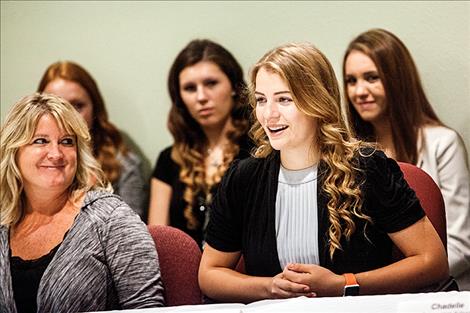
top-left (343, 273), bottom-right (358, 286)
top-left (343, 273), bottom-right (359, 296)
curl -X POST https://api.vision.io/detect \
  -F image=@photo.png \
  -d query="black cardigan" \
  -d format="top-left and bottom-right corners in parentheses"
top-left (206, 150), bottom-right (425, 276)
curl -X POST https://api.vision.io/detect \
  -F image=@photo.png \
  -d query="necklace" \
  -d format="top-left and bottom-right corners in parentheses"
top-left (207, 146), bottom-right (223, 168)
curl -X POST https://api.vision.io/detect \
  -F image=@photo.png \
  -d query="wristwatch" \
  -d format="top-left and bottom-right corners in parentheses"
top-left (343, 273), bottom-right (360, 296)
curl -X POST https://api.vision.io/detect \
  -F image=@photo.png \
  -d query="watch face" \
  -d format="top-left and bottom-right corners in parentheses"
top-left (343, 284), bottom-right (360, 296)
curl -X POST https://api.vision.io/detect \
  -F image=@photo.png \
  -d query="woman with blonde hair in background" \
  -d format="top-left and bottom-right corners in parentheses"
top-left (199, 42), bottom-right (449, 302)
top-left (148, 39), bottom-right (252, 247)
top-left (343, 28), bottom-right (470, 290)
top-left (38, 61), bottom-right (147, 219)
top-left (0, 93), bottom-right (164, 312)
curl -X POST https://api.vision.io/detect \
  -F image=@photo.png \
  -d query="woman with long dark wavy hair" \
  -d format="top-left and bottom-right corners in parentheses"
top-left (38, 61), bottom-right (147, 219)
top-left (343, 28), bottom-right (470, 290)
top-left (148, 39), bottom-right (252, 247)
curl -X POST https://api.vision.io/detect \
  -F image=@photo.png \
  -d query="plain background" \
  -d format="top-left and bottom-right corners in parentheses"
top-left (1, 1), bottom-right (469, 179)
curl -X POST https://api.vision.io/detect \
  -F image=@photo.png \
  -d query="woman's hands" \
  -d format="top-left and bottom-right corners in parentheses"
top-left (200, 244), bottom-right (345, 302)
top-left (271, 263), bottom-right (344, 298)
top-left (268, 271), bottom-right (315, 299)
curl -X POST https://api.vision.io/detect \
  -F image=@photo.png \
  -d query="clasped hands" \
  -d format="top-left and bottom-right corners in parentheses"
top-left (269, 263), bottom-right (344, 299)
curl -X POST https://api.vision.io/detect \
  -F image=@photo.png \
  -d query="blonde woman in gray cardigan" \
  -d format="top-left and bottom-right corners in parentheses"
top-left (0, 93), bottom-right (164, 313)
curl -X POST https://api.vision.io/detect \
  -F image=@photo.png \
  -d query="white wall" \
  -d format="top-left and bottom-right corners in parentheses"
top-left (1, 1), bottom-right (469, 178)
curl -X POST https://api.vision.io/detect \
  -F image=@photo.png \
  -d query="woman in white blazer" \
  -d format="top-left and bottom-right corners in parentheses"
top-left (342, 28), bottom-right (470, 290)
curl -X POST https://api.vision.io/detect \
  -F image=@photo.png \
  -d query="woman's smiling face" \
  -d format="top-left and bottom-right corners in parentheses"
top-left (344, 50), bottom-right (387, 125)
top-left (255, 67), bottom-right (316, 153)
top-left (17, 113), bottom-right (77, 194)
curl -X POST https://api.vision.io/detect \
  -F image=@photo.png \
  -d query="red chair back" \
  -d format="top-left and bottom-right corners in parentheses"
top-left (398, 162), bottom-right (447, 249)
top-left (147, 225), bottom-right (203, 306)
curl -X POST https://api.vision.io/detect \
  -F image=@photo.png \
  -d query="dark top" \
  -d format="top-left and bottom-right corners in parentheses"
top-left (10, 244), bottom-right (60, 313)
top-left (206, 150), bottom-right (425, 276)
top-left (152, 135), bottom-right (253, 247)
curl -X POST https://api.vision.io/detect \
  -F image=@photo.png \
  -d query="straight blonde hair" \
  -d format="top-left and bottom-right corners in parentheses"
top-left (0, 93), bottom-right (109, 227)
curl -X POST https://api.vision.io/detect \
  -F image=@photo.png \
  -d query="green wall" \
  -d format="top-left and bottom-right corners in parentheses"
top-left (1, 1), bottom-right (469, 178)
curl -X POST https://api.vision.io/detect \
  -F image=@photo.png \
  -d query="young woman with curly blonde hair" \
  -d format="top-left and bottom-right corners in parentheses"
top-left (199, 42), bottom-right (449, 302)
top-left (148, 39), bottom-right (252, 247)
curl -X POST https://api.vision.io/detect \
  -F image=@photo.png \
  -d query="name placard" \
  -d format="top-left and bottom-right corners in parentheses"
top-left (397, 296), bottom-right (470, 313)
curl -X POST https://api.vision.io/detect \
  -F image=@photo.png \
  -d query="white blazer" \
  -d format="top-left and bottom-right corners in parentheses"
top-left (417, 125), bottom-right (470, 290)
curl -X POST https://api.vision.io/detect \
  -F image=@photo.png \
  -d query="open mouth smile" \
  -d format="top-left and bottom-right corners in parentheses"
top-left (267, 125), bottom-right (288, 133)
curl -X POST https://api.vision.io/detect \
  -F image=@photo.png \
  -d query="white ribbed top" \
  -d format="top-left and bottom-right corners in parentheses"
top-left (275, 164), bottom-right (319, 269)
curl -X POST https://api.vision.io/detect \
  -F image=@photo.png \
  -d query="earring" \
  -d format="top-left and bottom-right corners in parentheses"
top-left (231, 91), bottom-right (236, 97)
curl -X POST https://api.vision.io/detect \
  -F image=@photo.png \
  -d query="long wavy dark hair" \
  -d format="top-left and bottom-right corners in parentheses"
top-left (343, 28), bottom-right (443, 164)
top-left (38, 61), bottom-right (127, 184)
top-left (167, 39), bottom-right (250, 230)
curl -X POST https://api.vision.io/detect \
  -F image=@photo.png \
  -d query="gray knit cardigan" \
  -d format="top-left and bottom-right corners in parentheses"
top-left (0, 190), bottom-right (164, 312)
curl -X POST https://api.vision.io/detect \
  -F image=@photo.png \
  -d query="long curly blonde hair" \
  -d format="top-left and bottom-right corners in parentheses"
top-left (0, 93), bottom-right (109, 227)
top-left (171, 134), bottom-right (243, 229)
top-left (167, 39), bottom-right (250, 230)
top-left (249, 43), bottom-right (372, 258)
